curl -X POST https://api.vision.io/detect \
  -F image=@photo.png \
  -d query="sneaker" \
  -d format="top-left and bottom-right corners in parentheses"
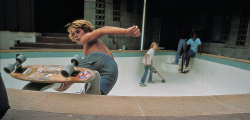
top-left (172, 62), bottom-right (178, 64)
top-left (184, 69), bottom-right (189, 72)
top-left (139, 83), bottom-right (147, 87)
top-left (148, 81), bottom-right (156, 84)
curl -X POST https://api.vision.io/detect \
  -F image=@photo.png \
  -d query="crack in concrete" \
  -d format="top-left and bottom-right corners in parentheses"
top-left (214, 95), bottom-right (246, 113)
top-left (135, 96), bottom-right (145, 116)
top-left (24, 92), bottom-right (48, 109)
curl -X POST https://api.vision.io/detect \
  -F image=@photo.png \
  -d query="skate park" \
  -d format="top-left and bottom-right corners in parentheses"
top-left (1, 49), bottom-right (250, 119)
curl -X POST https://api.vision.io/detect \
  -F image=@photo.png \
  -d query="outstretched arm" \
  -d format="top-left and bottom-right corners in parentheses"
top-left (199, 44), bottom-right (202, 55)
top-left (81, 26), bottom-right (140, 44)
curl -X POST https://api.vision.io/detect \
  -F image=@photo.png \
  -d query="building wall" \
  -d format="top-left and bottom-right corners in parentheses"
top-left (0, 0), bottom-right (39, 50)
top-left (84, 0), bottom-right (160, 50)
top-left (0, 31), bottom-right (41, 49)
top-left (0, 0), bottom-right (34, 32)
top-left (200, 1), bottom-right (250, 60)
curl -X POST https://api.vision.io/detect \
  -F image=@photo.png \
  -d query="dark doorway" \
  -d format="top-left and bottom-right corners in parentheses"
top-left (34, 0), bottom-right (84, 33)
top-left (159, 0), bottom-right (201, 50)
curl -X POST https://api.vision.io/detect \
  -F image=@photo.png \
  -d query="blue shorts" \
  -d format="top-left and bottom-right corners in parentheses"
top-left (78, 52), bottom-right (118, 95)
top-left (186, 49), bottom-right (196, 57)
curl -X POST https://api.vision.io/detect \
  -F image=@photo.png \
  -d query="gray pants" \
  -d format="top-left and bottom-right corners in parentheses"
top-left (78, 52), bottom-right (118, 95)
top-left (175, 39), bottom-right (187, 63)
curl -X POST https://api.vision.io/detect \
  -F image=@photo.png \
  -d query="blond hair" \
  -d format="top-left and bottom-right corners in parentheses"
top-left (65, 20), bottom-right (94, 42)
top-left (150, 42), bottom-right (158, 49)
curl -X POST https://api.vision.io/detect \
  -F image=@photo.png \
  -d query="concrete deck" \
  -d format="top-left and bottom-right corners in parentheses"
top-left (2, 88), bottom-right (250, 120)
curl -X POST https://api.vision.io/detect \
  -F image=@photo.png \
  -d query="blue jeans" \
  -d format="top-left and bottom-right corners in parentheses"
top-left (78, 52), bottom-right (118, 95)
top-left (175, 39), bottom-right (187, 63)
top-left (140, 64), bottom-right (154, 84)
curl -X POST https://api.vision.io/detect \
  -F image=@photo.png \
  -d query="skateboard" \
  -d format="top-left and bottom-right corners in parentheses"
top-left (3, 54), bottom-right (101, 94)
top-left (179, 54), bottom-right (185, 73)
top-left (178, 45), bottom-right (191, 74)
top-left (179, 54), bottom-right (189, 74)
top-left (152, 69), bottom-right (166, 83)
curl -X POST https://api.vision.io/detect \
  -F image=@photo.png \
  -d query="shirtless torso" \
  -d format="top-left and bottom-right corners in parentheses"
top-left (83, 39), bottom-right (114, 59)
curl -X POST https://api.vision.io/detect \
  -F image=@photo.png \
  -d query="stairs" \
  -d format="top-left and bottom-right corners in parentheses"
top-left (10, 33), bottom-right (83, 49)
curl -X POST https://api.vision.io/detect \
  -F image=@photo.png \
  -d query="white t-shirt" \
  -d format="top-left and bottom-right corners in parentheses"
top-left (142, 48), bottom-right (155, 65)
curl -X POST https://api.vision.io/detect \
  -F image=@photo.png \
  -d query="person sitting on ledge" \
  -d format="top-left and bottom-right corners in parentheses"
top-left (182, 32), bottom-right (202, 72)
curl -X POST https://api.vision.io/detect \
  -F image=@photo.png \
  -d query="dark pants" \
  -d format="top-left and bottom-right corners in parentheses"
top-left (0, 73), bottom-right (10, 119)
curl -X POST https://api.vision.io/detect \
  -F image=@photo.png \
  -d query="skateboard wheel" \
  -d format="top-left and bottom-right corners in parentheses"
top-left (61, 65), bottom-right (73, 78)
top-left (4, 63), bottom-right (15, 74)
top-left (162, 80), bottom-right (166, 83)
top-left (16, 54), bottom-right (26, 63)
top-left (71, 55), bottom-right (82, 66)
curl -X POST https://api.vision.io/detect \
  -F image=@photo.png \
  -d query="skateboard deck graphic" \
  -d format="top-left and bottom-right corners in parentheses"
top-left (10, 65), bottom-right (95, 83)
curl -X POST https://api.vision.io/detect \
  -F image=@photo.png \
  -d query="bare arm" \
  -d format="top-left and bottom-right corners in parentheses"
top-left (182, 45), bottom-right (188, 56)
top-left (144, 54), bottom-right (148, 66)
top-left (81, 26), bottom-right (140, 44)
top-left (199, 44), bottom-right (202, 55)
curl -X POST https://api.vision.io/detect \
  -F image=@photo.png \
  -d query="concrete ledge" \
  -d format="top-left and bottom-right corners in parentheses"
top-left (0, 49), bottom-right (175, 53)
top-left (3, 88), bottom-right (250, 119)
top-left (202, 53), bottom-right (250, 64)
top-left (3, 109), bottom-right (250, 120)
top-left (1, 50), bottom-right (249, 64)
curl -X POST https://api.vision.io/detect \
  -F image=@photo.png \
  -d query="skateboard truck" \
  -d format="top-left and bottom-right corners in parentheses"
top-left (61, 55), bottom-right (82, 78)
top-left (153, 69), bottom-right (166, 83)
top-left (4, 54), bottom-right (27, 74)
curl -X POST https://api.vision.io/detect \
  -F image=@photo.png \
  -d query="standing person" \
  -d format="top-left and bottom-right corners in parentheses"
top-left (54, 20), bottom-right (140, 95)
top-left (182, 33), bottom-right (202, 72)
top-left (173, 18), bottom-right (192, 64)
top-left (140, 42), bottom-right (158, 87)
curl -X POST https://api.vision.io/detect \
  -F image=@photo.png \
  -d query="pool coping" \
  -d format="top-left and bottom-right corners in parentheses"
top-left (1, 49), bottom-right (250, 71)
top-left (3, 88), bottom-right (250, 119)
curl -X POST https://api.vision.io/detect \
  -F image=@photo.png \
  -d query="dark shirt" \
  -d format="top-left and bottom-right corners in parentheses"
top-left (177, 26), bottom-right (192, 39)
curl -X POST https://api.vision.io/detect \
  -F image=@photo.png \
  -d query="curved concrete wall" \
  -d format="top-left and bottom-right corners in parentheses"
top-left (0, 50), bottom-right (250, 97)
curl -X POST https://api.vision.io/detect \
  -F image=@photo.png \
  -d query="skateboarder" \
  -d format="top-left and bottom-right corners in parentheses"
top-left (182, 33), bottom-right (202, 72)
top-left (140, 42), bottom-right (158, 87)
top-left (54, 20), bottom-right (140, 95)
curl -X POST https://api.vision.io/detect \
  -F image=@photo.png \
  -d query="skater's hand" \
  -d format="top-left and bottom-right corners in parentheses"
top-left (152, 65), bottom-right (155, 70)
top-left (144, 63), bottom-right (147, 66)
top-left (127, 26), bottom-right (140, 37)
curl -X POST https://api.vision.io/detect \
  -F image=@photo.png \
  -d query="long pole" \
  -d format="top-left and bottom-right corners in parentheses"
top-left (140, 0), bottom-right (146, 51)
top-left (158, 6), bottom-right (162, 46)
